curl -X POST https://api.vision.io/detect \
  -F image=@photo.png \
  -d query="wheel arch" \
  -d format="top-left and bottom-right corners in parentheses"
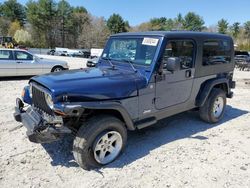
top-left (196, 78), bottom-right (229, 107)
top-left (63, 102), bottom-right (136, 131)
top-left (51, 65), bottom-right (65, 72)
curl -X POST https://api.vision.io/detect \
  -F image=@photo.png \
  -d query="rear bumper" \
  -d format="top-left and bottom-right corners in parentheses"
top-left (13, 98), bottom-right (71, 143)
top-left (227, 80), bottom-right (236, 98)
top-left (227, 91), bottom-right (234, 98)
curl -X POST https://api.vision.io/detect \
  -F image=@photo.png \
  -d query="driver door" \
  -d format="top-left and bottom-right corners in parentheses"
top-left (155, 40), bottom-right (195, 109)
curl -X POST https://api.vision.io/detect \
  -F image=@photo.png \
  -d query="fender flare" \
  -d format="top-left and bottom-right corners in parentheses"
top-left (196, 78), bottom-right (229, 107)
top-left (61, 101), bottom-right (136, 130)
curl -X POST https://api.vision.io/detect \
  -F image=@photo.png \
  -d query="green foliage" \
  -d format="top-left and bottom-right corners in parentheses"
top-left (0, 17), bottom-right (11, 35)
top-left (57, 0), bottom-right (73, 47)
top-left (238, 43), bottom-right (250, 51)
top-left (136, 12), bottom-right (204, 32)
top-left (26, 0), bottom-right (105, 48)
top-left (150, 17), bottom-right (167, 30)
top-left (70, 10), bottom-right (90, 48)
top-left (244, 21), bottom-right (250, 39)
top-left (182, 12), bottom-right (205, 31)
top-left (107, 13), bottom-right (127, 34)
top-left (217, 19), bottom-right (229, 34)
top-left (79, 16), bottom-right (110, 48)
top-left (230, 22), bottom-right (240, 38)
top-left (1, 0), bottom-right (250, 51)
top-left (148, 17), bottom-right (176, 31)
top-left (27, 0), bottom-right (58, 47)
top-left (8, 20), bottom-right (21, 37)
top-left (173, 13), bottom-right (183, 30)
top-left (73, 6), bottom-right (87, 14)
top-left (14, 29), bottom-right (32, 45)
top-left (0, 0), bottom-right (26, 26)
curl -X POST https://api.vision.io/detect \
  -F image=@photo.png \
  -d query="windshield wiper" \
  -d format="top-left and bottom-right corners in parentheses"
top-left (121, 59), bottom-right (137, 73)
top-left (101, 57), bottom-right (115, 69)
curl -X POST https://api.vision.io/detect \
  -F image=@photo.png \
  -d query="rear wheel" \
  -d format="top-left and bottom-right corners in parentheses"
top-left (51, 66), bottom-right (64, 72)
top-left (73, 115), bottom-right (127, 170)
top-left (199, 88), bottom-right (226, 123)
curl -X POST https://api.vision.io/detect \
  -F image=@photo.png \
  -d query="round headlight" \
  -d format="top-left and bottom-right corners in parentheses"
top-left (45, 93), bottom-right (54, 109)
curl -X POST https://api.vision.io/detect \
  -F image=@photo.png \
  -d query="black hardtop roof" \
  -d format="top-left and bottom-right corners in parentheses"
top-left (111, 31), bottom-right (232, 40)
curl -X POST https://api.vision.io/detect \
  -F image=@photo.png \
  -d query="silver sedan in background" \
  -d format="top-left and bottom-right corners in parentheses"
top-left (0, 48), bottom-right (69, 77)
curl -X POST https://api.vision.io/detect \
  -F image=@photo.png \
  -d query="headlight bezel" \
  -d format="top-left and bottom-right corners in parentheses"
top-left (29, 84), bottom-right (33, 98)
top-left (45, 93), bottom-right (54, 109)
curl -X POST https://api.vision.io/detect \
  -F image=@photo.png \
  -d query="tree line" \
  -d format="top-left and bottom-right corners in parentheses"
top-left (0, 0), bottom-right (250, 50)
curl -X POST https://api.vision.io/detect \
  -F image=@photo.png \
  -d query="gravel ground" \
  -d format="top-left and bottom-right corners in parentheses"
top-left (0, 58), bottom-right (250, 188)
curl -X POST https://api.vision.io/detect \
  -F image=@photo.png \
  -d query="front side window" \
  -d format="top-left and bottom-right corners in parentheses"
top-left (202, 40), bottom-right (231, 66)
top-left (163, 40), bottom-right (194, 69)
top-left (15, 51), bottom-right (33, 60)
top-left (0, 50), bottom-right (13, 60)
top-left (102, 37), bottom-right (160, 66)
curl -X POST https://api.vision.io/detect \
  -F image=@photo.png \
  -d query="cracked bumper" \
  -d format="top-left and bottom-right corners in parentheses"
top-left (13, 98), bottom-right (71, 143)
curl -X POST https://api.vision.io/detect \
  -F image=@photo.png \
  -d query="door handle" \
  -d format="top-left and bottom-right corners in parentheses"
top-left (16, 61), bottom-right (23, 63)
top-left (185, 70), bottom-right (192, 78)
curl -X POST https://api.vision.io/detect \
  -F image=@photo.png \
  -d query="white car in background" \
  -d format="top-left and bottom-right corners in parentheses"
top-left (0, 48), bottom-right (69, 77)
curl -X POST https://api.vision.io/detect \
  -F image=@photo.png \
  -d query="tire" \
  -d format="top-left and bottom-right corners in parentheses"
top-left (199, 88), bottom-right (226, 123)
top-left (51, 66), bottom-right (64, 72)
top-left (73, 115), bottom-right (127, 170)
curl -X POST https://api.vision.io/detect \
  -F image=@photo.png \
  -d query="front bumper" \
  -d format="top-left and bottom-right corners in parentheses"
top-left (13, 98), bottom-right (71, 143)
top-left (86, 61), bottom-right (96, 67)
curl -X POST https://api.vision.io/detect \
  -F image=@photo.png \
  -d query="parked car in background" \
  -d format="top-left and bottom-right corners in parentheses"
top-left (86, 57), bottom-right (99, 67)
top-left (235, 55), bottom-right (250, 62)
top-left (82, 50), bottom-right (91, 58)
top-left (71, 50), bottom-right (90, 58)
top-left (55, 51), bottom-right (69, 56)
top-left (47, 49), bottom-right (56, 55)
top-left (90, 48), bottom-right (103, 58)
top-left (0, 48), bottom-right (69, 77)
top-left (47, 48), bottom-right (70, 56)
top-left (235, 50), bottom-right (249, 57)
top-left (47, 48), bottom-right (90, 58)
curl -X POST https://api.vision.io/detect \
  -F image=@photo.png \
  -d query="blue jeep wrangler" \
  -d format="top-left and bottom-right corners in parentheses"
top-left (14, 31), bottom-right (235, 170)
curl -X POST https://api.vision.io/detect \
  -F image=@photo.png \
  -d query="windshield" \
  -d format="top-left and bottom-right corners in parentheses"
top-left (102, 37), bottom-right (160, 66)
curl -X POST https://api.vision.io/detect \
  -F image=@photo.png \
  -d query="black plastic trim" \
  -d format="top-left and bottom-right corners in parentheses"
top-left (63, 101), bottom-right (136, 130)
top-left (196, 78), bottom-right (230, 107)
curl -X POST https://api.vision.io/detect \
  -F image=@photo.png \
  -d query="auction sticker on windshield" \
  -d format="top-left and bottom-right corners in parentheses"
top-left (142, 38), bottom-right (159, 46)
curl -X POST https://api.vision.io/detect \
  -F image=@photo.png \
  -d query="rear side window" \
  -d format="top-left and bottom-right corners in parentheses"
top-left (0, 50), bottom-right (13, 60)
top-left (202, 40), bottom-right (231, 66)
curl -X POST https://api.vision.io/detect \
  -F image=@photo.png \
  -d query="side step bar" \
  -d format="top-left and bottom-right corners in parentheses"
top-left (135, 117), bottom-right (157, 129)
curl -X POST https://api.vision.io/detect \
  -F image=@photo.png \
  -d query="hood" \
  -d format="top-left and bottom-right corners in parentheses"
top-left (31, 67), bottom-right (147, 101)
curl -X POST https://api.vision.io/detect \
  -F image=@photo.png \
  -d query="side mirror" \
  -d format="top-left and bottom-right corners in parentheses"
top-left (164, 57), bottom-right (181, 72)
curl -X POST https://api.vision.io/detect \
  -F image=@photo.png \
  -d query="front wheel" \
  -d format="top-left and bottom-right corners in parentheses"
top-left (73, 115), bottom-right (127, 170)
top-left (51, 66), bottom-right (64, 72)
top-left (199, 88), bottom-right (227, 123)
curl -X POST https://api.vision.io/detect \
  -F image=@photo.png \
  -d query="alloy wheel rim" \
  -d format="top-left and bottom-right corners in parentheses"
top-left (93, 131), bottom-right (123, 165)
top-left (213, 96), bottom-right (224, 118)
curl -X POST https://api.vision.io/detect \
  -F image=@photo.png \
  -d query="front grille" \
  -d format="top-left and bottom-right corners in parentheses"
top-left (32, 84), bottom-right (54, 115)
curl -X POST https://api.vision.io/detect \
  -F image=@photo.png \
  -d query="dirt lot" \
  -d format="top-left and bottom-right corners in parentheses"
top-left (0, 58), bottom-right (250, 188)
